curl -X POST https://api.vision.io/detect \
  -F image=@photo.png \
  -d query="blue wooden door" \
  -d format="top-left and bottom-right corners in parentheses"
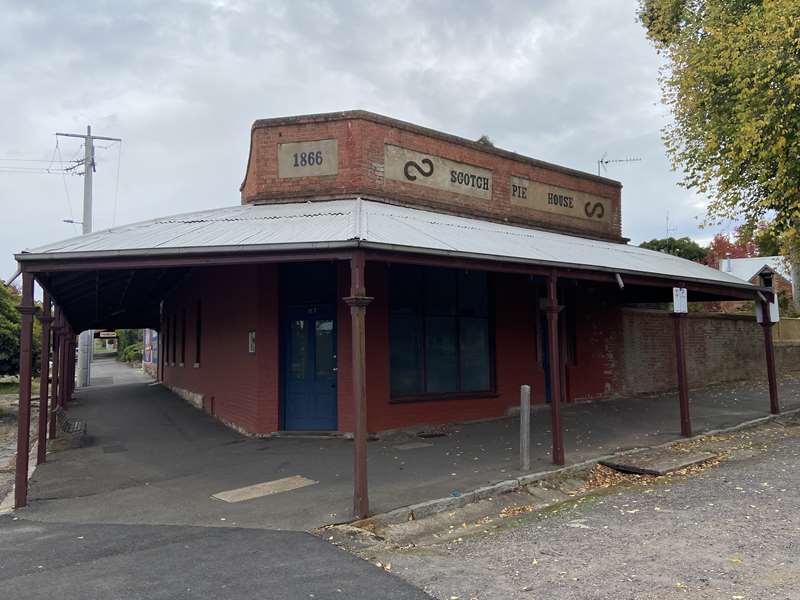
top-left (283, 304), bottom-right (337, 430)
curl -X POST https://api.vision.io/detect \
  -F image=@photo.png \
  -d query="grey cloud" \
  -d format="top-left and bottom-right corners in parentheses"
top-left (1, 0), bottom-right (705, 280)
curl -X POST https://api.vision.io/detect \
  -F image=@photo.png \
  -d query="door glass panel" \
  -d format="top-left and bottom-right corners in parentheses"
top-left (314, 319), bottom-right (334, 377)
top-left (289, 319), bottom-right (307, 380)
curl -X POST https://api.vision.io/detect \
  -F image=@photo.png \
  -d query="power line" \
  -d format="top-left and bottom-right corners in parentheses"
top-left (0, 158), bottom-right (76, 163)
top-left (55, 140), bottom-right (78, 233)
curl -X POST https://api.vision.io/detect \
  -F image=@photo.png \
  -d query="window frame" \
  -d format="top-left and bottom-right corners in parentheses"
top-left (388, 266), bottom-right (496, 403)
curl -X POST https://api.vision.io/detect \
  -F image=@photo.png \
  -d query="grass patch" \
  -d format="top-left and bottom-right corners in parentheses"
top-left (0, 382), bottom-right (18, 395)
top-left (0, 379), bottom-right (40, 396)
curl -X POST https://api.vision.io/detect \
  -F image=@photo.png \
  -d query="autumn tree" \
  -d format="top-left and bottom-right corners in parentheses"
top-left (639, 0), bottom-right (800, 233)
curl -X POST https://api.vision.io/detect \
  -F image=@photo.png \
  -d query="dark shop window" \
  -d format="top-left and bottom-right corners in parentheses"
top-left (195, 301), bottom-right (202, 366)
top-left (389, 265), bottom-right (492, 398)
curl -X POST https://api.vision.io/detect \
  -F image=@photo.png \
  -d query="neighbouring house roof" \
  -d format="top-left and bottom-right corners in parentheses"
top-left (719, 256), bottom-right (793, 285)
top-left (19, 198), bottom-right (754, 291)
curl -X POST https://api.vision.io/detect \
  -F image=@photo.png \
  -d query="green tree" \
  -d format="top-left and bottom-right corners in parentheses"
top-left (115, 329), bottom-right (143, 362)
top-left (639, 236), bottom-right (709, 262)
top-left (735, 221), bottom-right (783, 256)
top-left (0, 283), bottom-right (20, 376)
top-left (639, 0), bottom-right (800, 233)
top-left (0, 283), bottom-right (41, 377)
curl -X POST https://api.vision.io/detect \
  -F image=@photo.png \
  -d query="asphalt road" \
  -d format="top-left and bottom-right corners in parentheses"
top-left (0, 518), bottom-right (431, 600)
top-left (376, 417), bottom-right (800, 600)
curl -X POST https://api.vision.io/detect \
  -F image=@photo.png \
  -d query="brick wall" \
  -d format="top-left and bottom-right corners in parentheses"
top-left (619, 309), bottom-right (799, 397)
top-left (240, 112), bottom-right (623, 241)
top-left (161, 264), bottom-right (280, 434)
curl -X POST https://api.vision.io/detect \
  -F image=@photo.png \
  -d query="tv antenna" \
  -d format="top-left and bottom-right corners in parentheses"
top-left (597, 152), bottom-right (642, 176)
top-left (665, 210), bottom-right (678, 238)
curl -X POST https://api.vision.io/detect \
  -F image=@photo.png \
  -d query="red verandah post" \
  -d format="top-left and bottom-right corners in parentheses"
top-left (545, 271), bottom-right (565, 465)
top-left (36, 291), bottom-right (53, 465)
top-left (14, 272), bottom-right (36, 509)
top-left (671, 312), bottom-right (692, 437)
top-left (344, 251), bottom-right (373, 520)
top-left (760, 299), bottom-right (780, 415)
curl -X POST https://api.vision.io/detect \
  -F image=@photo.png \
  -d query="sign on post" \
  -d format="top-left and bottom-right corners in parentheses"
top-left (672, 287), bottom-right (688, 314)
top-left (756, 296), bottom-right (780, 323)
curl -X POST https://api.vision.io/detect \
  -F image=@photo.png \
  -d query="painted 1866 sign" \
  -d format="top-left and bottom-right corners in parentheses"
top-left (510, 176), bottom-right (611, 224)
top-left (384, 144), bottom-right (492, 200)
top-left (278, 139), bottom-right (338, 178)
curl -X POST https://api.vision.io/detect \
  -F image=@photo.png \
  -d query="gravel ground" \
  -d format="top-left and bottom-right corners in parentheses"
top-left (376, 418), bottom-right (800, 600)
top-left (0, 393), bottom-right (40, 504)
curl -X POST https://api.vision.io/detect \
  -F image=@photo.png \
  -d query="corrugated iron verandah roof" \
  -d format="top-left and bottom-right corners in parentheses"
top-left (17, 197), bottom-right (760, 291)
top-left (16, 198), bottom-right (769, 332)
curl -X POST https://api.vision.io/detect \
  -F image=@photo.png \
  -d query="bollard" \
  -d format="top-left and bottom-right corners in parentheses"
top-left (520, 384), bottom-right (531, 471)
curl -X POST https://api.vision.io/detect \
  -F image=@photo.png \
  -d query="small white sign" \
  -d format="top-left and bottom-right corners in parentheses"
top-left (755, 297), bottom-right (780, 324)
top-left (672, 287), bottom-right (688, 314)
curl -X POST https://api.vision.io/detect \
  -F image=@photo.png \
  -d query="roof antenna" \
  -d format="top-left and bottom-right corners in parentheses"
top-left (597, 152), bottom-right (642, 176)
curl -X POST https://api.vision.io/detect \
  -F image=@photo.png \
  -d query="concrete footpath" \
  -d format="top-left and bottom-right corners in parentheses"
top-left (15, 359), bottom-right (800, 532)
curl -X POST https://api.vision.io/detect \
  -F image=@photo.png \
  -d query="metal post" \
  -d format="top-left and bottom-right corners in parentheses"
top-left (520, 384), bottom-right (531, 471)
top-left (545, 272), bottom-right (565, 465)
top-left (55, 127), bottom-right (121, 389)
top-left (760, 300), bottom-right (780, 415)
top-left (36, 292), bottom-right (53, 464)
top-left (671, 313), bottom-right (692, 437)
top-left (344, 252), bottom-right (373, 519)
top-left (78, 127), bottom-right (94, 389)
top-left (49, 310), bottom-right (60, 439)
top-left (14, 272), bottom-right (35, 508)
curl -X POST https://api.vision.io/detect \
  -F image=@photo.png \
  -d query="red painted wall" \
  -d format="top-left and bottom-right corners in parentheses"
top-left (161, 264), bottom-right (280, 434)
top-left (160, 261), bottom-right (628, 436)
top-left (162, 261), bottom-right (793, 437)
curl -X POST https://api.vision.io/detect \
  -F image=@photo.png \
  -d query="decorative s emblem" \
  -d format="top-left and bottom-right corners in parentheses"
top-left (584, 201), bottom-right (605, 219)
top-left (403, 158), bottom-right (434, 181)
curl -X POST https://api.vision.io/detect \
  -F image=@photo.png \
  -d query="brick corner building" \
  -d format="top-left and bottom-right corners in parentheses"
top-left (13, 111), bottom-right (782, 516)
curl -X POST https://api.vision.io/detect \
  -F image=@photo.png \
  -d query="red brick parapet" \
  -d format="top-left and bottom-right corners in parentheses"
top-left (240, 111), bottom-right (624, 242)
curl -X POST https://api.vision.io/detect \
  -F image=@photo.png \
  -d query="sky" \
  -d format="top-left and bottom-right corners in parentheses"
top-left (0, 0), bottom-right (719, 282)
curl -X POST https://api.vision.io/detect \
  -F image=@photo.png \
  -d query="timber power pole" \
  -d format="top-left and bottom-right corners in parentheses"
top-left (55, 126), bottom-right (122, 388)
